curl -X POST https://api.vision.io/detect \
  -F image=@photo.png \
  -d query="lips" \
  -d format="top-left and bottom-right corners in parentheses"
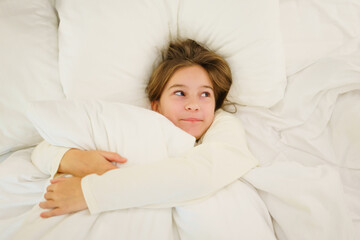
top-left (181, 118), bottom-right (202, 123)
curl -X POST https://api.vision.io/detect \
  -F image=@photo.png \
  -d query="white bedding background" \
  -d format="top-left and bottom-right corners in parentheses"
top-left (0, 0), bottom-right (359, 239)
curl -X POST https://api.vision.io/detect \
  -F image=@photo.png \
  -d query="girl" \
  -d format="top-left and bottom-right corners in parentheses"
top-left (33, 39), bottom-right (260, 217)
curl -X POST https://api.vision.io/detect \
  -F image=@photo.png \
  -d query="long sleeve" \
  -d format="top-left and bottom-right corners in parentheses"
top-left (82, 110), bottom-right (259, 214)
top-left (31, 141), bottom-right (69, 178)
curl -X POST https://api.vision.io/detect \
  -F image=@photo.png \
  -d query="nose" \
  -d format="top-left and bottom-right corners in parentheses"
top-left (185, 100), bottom-right (200, 111)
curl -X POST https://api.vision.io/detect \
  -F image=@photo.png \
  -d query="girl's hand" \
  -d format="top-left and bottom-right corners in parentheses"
top-left (39, 177), bottom-right (86, 218)
top-left (59, 149), bottom-right (127, 177)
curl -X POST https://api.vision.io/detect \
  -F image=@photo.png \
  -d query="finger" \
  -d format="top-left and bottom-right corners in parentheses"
top-left (39, 200), bottom-right (57, 209)
top-left (40, 208), bottom-right (66, 218)
top-left (44, 192), bottom-right (54, 200)
top-left (50, 177), bottom-right (68, 184)
top-left (98, 151), bottom-right (127, 163)
top-left (46, 184), bottom-right (55, 192)
top-left (104, 163), bottom-right (118, 170)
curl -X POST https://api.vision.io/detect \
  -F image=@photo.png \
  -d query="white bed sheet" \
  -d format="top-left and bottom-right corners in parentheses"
top-left (237, 45), bottom-right (360, 239)
top-left (0, 152), bottom-right (12, 164)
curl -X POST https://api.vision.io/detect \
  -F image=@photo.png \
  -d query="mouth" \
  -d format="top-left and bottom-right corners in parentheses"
top-left (181, 118), bottom-right (203, 123)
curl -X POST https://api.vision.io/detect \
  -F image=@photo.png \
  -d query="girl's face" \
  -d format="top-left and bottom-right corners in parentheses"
top-left (152, 65), bottom-right (216, 140)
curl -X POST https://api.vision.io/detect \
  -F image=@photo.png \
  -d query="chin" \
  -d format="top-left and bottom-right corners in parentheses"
top-left (189, 131), bottom-right (203, 140)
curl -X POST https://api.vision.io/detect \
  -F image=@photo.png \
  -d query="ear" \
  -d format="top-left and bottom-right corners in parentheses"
top-left (151, 101), bottom-right (160, 112)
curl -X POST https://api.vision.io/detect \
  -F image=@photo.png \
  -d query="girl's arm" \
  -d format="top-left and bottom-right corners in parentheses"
top-left (82, 111), bottom-right (258, 214)
top-left (31, 141), bottom-right (127, 178)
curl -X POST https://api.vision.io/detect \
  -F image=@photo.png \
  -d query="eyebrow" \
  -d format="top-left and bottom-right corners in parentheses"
top-left (168, 84), bottom-right (214, 90)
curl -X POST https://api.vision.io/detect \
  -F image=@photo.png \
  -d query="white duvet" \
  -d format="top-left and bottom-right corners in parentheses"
top-left (0, 97), bottom-right (355, 240)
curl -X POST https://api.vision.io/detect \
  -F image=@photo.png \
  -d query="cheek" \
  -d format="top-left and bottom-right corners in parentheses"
top-left (158, 100), bottom-right (179, 119)
top-left (206, 113), bottom-right (215, 127)
top-left (203, 101), bottom-right (216, 115)
top-left (204, 105), bottom-right (215, 126)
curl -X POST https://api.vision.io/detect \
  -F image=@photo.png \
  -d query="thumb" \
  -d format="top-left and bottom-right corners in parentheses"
top-left (98, 151), bottom-right (127, 163)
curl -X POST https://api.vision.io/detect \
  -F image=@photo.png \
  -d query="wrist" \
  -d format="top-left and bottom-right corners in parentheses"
top-left (59, 148), bottom-right (82, 175)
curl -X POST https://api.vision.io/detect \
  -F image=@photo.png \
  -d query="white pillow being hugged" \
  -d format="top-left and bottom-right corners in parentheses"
top-left (27, 100), bottom-right (195, 167)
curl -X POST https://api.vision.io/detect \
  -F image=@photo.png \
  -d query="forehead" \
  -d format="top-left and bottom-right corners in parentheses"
top-left (167, 65), bottom-right (213, 89)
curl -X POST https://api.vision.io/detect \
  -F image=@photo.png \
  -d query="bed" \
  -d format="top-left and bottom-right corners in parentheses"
top-left (0, 0), bottom-right (359, 239)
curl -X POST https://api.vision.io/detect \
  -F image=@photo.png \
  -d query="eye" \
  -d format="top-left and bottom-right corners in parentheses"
top-left (174, 90), bottom-right (185, 96)
top-left (201, 92), bottom-right (211, 97)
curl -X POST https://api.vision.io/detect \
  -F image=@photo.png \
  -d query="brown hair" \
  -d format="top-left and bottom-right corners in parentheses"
top-left (146, 39), bottom-right (232, 111)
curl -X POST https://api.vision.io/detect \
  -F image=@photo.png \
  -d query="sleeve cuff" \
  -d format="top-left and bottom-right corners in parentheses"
top-left (50, 147), bottom-right (69, 178)
top-left (81, 174), bottom-right (100, 215)
top-left (31, 141), bottom-right (70, 178)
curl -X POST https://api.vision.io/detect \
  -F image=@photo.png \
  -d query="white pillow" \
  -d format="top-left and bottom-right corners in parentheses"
top-left (56, 0), bottom-right (178, 108)
top-left (0, 0), bottom-right (65, 155)
top-left (56, 0), bottom-right (286, 108)
top-left (177, 0), bottom-right (287, 107)
top-left (27, 100), bottom-right (195, 166)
